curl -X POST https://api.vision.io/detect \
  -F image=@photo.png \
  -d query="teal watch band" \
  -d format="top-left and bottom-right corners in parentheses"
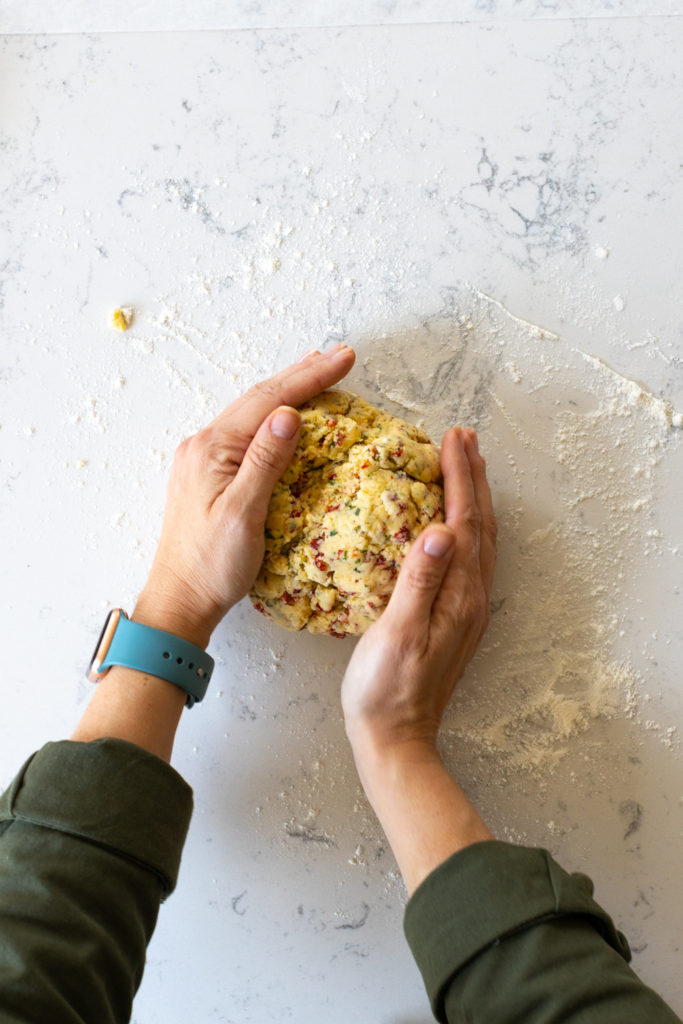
top-left (96, 611), bottom-right (214, 708)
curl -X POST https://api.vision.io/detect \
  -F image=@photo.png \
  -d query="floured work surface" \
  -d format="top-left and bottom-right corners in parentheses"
top-left (130, 283), bottom-right (683, 996)
top-left (247, 287), bottom-right (683, 1011)
top-left (359, 285), bottom-right (682, 817)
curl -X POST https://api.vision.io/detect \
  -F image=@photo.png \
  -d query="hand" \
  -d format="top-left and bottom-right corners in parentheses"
top-left (342, 427), bottom-right (497, 758)
top-left (134, 345), bottom-right (356, 647)
top-left (340, 427), bottom-right (497, 893)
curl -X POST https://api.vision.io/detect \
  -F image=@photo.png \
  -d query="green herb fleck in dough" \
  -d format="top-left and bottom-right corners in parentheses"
top-left (249, 389), bottom-right (444, 637)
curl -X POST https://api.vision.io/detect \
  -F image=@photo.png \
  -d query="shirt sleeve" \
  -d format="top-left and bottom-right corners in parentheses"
top-left (404, 840), bottom-right (682, 1024)
top-left (0, 738), bottom-right (194, 1024)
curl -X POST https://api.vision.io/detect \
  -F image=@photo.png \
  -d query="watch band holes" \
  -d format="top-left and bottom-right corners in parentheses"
top-left (162, 652), bottom-right (206, 676)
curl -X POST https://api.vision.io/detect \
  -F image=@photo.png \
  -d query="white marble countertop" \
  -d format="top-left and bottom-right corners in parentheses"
top-left (1, 6), bottom-right (682, 1023)
top-left (3, 0), bottom-right (683, 32)
top-left (5, 0), bottom-right (683, 33)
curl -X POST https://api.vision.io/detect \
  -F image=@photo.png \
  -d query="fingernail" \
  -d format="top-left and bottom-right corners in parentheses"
top-left (468, 429), bottom-right (479, 452)
top-left (423, 527), bottom-right (454, 559)
top-left (270, 408), bottom-right (300, 439)
top-left (298, 348), bottom-right (320, 362)
top-left (325, 342), bottom-right (353, 358)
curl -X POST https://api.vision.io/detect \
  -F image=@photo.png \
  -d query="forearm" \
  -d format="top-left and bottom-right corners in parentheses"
top-left (71, 588), bottom-right (213, 763)
top-left (403, 841), bottom-right (682, 1024)
top-left (351, 737), bottom-right (493, 896)
top-left (0, 739), bottom-right (193, 1024)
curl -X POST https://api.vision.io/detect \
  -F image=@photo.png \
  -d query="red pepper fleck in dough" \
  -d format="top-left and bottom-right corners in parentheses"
top-left (291, 474), bottom-right (306, 497)
top-left (249, 389), bottom-right (444, 638)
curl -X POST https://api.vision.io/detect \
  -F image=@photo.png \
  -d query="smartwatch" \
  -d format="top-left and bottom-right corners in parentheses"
top-left (87, 609), bottom-right (214, 708)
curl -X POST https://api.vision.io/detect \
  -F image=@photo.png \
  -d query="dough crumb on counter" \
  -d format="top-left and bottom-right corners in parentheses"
top-left (109, 306), bottom-right (135, 331)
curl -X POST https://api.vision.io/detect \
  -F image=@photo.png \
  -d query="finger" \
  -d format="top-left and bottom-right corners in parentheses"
top-left (227, 405), bottom-right (302, 521)
top-left (463, 429), bottom-right (497, 595)
top-left (441, 428), bottom-right (481, 568)
top-left (211, 344), bottom-right (355, 444)
top-left (381, 524), bottom-right (456, 638)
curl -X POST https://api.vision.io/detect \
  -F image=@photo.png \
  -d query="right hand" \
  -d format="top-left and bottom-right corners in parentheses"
top-left (341, 427), bottom-right (497, 760)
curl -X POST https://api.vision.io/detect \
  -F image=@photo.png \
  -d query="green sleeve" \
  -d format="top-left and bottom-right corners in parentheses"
top-left (404, 840), bottom-right (681, 1024)
top-left (0, 738), bottom-right (193, 1024)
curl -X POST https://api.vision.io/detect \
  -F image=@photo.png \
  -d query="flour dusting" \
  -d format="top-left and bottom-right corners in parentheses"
top-left (361, 284), bottom-right (681, 775)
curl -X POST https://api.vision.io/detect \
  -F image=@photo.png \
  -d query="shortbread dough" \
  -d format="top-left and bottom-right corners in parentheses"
top-left (249, 389), bottom-right (444, 637)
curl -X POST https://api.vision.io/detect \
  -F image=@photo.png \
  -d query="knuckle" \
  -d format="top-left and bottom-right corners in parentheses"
top-left (173, 429), bottom-right (242, 482)
top-left (193, 429), bottom-right (239, 473)
top-left (459, 582), bottom-right (488, 628)
top-left (310, 367), bottom-right (335, 395)
top-left (172, 434), bottom-right (202, 473)
top-left (461, 505), bottom-right (482, 532)
top-left (249, 379), bottom-right (280, 404)
top-left (248, 438), bottom-right (285, 476)
top-left (484, 510), bottom-right (498, 543)
top-left (174, 435), bottom-right (194, 461)
top-left (402, 559), bottom-right (443, 594)
top-left (187, 428), bottom-right (213, 457)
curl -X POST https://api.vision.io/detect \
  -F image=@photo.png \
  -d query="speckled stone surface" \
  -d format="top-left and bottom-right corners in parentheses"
top-left (1, 8), bottom-right (682, 1023)
top-left (3, 0), bottom-right (683, 31)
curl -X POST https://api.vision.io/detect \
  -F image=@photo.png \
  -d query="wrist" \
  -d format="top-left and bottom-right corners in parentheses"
top-left (347, 730), bottom-right (443, 797)
top-left (348, 736), bottom-right (494, 896)
top-left (346, 716), bottom-right (440, 768)
top-left (133, 585), bottom-right (217, 650)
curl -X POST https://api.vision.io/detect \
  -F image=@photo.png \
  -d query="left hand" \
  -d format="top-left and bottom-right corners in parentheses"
top-left (134, 345), bottom-right (356, 646)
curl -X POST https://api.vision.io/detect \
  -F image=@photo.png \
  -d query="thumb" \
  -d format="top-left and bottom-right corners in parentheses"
top-left (382, 525), bottom-right (455, 636)
top-left (233, 406), bottom-right (301, 519)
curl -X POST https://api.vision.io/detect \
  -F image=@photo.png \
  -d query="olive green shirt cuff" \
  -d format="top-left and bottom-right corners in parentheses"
top-left (0, 738), bottom-right (193, 897)
top-left (403, 840), bottom-right (631, 1023)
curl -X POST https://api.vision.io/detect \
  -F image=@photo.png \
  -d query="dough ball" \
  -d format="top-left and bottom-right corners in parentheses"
top-left (249, 389), bottom-right (444, 637)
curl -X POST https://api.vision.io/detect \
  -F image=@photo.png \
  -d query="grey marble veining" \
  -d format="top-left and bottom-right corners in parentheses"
top-left (1, 14), bottom-right (682, 1024)
top-left (2, 0), bottom-right (682, 33)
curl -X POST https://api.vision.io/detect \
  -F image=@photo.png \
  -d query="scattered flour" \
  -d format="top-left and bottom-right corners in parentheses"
top-left (363, 283), bottom-right (681, 774)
